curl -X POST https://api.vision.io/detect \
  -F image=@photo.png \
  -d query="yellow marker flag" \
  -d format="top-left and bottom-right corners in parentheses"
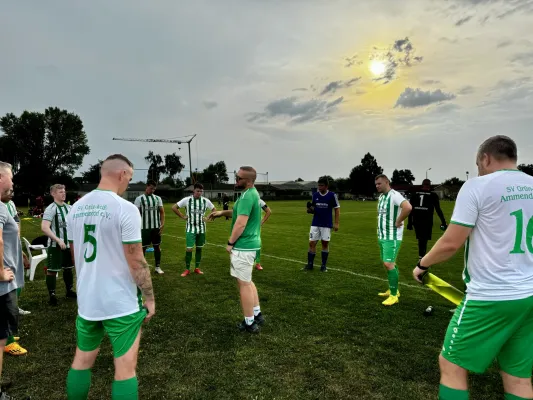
top-left (422, 272), bottom-right (464, 306)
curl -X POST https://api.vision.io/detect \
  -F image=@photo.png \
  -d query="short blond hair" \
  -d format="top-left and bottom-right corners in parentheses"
top-left (50, 184), bottom-right (66, 194)
top-left (0, 161), bottom-right (12, 174)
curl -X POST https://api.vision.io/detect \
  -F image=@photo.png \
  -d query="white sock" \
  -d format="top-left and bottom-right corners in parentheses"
top-left (253, 306), bottom-right (261, 316)
top-left (245, 316), bottom-right (255, 325)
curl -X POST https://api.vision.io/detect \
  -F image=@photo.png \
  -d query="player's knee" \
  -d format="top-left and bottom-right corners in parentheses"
top-left (500, 370), bottom-right (533, 396)
top-left (383, 262), bottom-right (395, 270)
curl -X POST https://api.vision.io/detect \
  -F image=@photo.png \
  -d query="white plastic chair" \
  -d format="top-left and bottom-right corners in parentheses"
top-left (22, 237), bottom-right (48, 281)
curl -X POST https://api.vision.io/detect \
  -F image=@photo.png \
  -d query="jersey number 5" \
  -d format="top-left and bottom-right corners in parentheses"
top-left (83, 224), bottom-right (97, 262)
top-left (510, 209), bottom-right (533, 254)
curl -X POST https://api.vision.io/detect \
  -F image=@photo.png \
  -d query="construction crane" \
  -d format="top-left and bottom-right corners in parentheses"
top-left (112, 134), bottom-right (196, 181)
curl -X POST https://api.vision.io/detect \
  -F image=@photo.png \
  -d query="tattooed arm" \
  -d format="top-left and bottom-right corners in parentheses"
top-left (123, 242), bottom-right (155, 321)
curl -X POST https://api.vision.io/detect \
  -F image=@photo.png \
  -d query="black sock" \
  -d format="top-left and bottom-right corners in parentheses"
top-left (418, 240), bottom-right (428, 258)
top-left (63, 268), bottom-right (74, 292)
top-left (154, 246), bottom-right (161, 267)
top-left (321, 250), bottom-right (329, 266)
top-left (46, 274), bottom-right (56, 296)
top-left (307, 251), bottom-right (316, 266)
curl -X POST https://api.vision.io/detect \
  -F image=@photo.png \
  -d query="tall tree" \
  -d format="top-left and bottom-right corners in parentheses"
top-left (349, 153), bottom-right (384, 196)
top-left (295, 177), bottom-right (304, 182)
top-left (0, 107), bottom-right (90, 195)
top-left (201, 161), bottom-right (229, 184)
top-left (518, 164), bottom-right (533, 176)
top-left (145, 151), bottom-right (166, 183)
top-left (442, 177), bottom-right (465, 187)
top-left (80, 160), bottom-right (103, 184)
top-left (164, 153), bottom-right (185, 180)
top-left (335, 177), bottom-right (350, 192)
top-left (391, 169), bottom-right (415, 185)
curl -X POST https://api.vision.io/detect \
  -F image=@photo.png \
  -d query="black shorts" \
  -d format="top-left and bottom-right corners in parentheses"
top-left (0, 289), bottom-right (18, 340)
top-left (142, 228), bottom-right (161, 247)
top-left (414, 222), bottom-right (433, 241)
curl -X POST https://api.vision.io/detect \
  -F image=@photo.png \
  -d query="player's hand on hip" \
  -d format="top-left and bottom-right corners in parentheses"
top-left (226, 244), bottom-right (234, 254)
top-left (0, 268), bottom-right (14, 282)
top-left (143, 298), bottom-right (155, 322)
top-left (57, 239), bottom-right (67, 250)
top-left (395, 220), bottom-right (403, 229)
top-left (412, 266), bottom-right (426, 284)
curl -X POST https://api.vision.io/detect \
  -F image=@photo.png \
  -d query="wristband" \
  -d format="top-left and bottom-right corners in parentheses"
top-left (417, 260), bottom-right (429, 270)
top-left (228, 241), bottom-right (235, 246)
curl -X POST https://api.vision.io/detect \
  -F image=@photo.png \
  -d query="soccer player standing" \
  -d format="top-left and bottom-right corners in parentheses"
top-left (172, 183), bottom-right (215, 277)
top-left (65, 154), bottom-right (155, 400)
top-left (375, 174), bottom-right (412, 306)
top-left (304, 177), bottom-right (340, 272)
top-left (407, 179), bottom-right (447, 260)
top-left (134, 180), bottom-right (165, 275)
top-left (208, 167), bottom-right (264, 333)
top-left (41, 184), bottom-right (77, 306)
top-left (413, 136), bottom-right (533, 400)
top-left (254, 198), bottom-right (272, 271)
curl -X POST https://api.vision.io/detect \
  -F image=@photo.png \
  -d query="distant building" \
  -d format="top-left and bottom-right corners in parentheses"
top-left (77, 183), bottom-right (174, 202)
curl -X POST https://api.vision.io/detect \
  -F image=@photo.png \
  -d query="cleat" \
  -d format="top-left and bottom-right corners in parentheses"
top-left (4, 342), bottom-right (27, 356)
top-left (193, 268), bottom-right (204, 275)
top-left (66, 290), bottom-right (77, 299)
top-left (320, 265), bottom-right (327, 272)
top-left (302, 264), bottom-right (313, 271)
top-left (254, 312), bottom-right (265, 326)
top-left (382, 295), bottom-right (399, 306)
top-left (255, 264), bottom-right (263, 270)
top-left (378, 289), bottom-right (400, 297)
top-left (49, 294), bottom-right (58, 306)
top-left (181, 269), bottom-right (191, 277)
top-left (18, 308), bottom-right (30, 316)
top-left (238, 320), bottom-right (260, 334)
top-left (155, 267), bottom-right (164, 275)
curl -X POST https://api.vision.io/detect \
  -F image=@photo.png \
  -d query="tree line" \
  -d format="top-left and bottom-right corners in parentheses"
top-left (1, 107), bottom-right (533, 197)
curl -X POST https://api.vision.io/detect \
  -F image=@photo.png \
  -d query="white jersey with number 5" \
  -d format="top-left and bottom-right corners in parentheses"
top-left (451, 170), bottom-right (533, 301)
top-left (66, 189), bottom-right (143, 321)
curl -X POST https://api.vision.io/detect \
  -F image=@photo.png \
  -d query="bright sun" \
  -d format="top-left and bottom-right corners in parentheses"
top-left (369, 60), bottom-right (386, 76)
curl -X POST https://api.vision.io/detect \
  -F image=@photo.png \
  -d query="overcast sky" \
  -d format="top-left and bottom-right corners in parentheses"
top-left (2, 0), bottom-right (533, 184)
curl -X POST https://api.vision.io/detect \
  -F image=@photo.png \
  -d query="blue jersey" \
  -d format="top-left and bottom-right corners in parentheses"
top-left (311, 191), bottom-right (340, 228)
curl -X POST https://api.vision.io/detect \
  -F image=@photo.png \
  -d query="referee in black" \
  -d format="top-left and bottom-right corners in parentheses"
top-left (407, 179), bottom-right (447, 260)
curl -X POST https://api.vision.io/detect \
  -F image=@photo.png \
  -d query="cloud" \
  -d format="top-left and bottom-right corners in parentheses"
top-left (511, 51), bottom-right (533, 66)
top-left (459, 85), bottom-right (475, 95)
top-left (247, 96), bottom-right (344, 124)
top-left (344, 55), bottom-right (362, 68)
top-left (371, 37), bottom-right (423, 84)
top-left (202, 100), bottom-right (218, 110)
top-left (319, 77), bottom-right (360, 95)
top-left (439, 37), bottom-right (459, 44)
top-left (497, 40), bottom-right (513, 48)
top-left (292, 88), bottom-right (308, 92)
top-left (455, 16), bottom-right (473, 26)
top-left (394, 88), bottom-right (456, 108)
top-left (421, 79), bottom-right (441, 85)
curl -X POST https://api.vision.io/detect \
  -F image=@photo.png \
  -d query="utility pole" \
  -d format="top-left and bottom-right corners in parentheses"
top-left (112, 134), bottom-right (197, 181)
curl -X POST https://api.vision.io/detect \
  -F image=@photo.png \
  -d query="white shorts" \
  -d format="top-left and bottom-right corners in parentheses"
top-left (309, 226), bottom-right (331, 242)
top-left (230, 250), bottom-right (257, 282)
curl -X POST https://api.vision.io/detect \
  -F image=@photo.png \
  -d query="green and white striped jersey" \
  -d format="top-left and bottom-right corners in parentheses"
top-left (134, 194), bottom-right (163, 230)
top-left (43, 202), bottom-right (72, 247)
top-left (5, 200), bottom-right (17, 219)
top-left (176, 196), bottom-right (215, 234)
top-left (377, 189), bottom-right (407, 241)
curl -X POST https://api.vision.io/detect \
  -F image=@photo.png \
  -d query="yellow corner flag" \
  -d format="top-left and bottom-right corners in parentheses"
top-left (422, 273), bottom-right (464, 305)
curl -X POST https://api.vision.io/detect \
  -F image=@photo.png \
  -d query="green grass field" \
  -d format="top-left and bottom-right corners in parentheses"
top-left (6, 200), bottom-right (506, 399)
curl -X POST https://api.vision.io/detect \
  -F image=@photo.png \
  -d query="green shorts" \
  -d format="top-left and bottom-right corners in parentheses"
top-left (141, 228), bottom-right (161, 247)
top-left (46, 246), bottom-right (73, 272)
top-left (442, 295), bottom-right (533, 378)
top-left (186, 232), bottom-right (206, 249)
top-left (378, 239), bottom-right (402, 263)
top-left (76, 309), bottom-right (147, 358)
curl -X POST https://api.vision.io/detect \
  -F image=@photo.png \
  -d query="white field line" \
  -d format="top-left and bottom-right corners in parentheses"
top-left (162, 233), bottom-right (427, 291)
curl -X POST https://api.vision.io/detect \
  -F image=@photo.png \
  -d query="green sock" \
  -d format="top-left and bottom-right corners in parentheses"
top-left (16, 287), bottom-right (21, 297)
top-left (112, 377), bottom-right (138, 400)
top-left (6, 335), bottom-right (15, 345)
top-left (195, 248), bottom-right (202, 268)
top-left (387, 268), bottom-right (399, 296)
top-left (439, 384), bottom-right (469, 400)
top-left (255, 249), bottom-right (261, 264)
top-left (505, 393), bottom-right (533, 400)
top-left (185, 251), bottom-right (192, 269)
top-left (66, 368), bottom-right (92, 400)
top-left (46, 274), bottom-right (57, 296)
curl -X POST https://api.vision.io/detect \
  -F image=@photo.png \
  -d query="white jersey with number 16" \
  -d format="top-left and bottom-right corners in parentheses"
top-left (451, 170), bottom-right (533, 301)
top-left (67, 189), bottom-right (143, 321)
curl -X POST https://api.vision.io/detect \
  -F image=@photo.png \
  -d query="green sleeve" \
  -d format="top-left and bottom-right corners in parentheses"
top-left (237, 192), bottom-right (255, 216)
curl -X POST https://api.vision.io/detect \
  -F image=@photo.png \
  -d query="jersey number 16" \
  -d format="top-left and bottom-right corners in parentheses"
top-left (510, 209), bottom-right (533, 254)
